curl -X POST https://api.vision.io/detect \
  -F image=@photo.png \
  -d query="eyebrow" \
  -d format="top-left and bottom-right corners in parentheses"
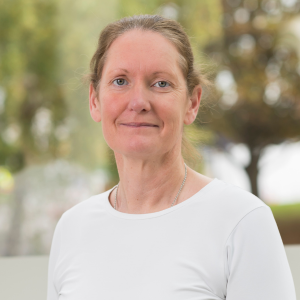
top-left (153, 71), bottom-right (170, 75)
top-left (108, 69), bottom-right (176, 78)
top-left (151, 71), bottom-right (178, 82)
top-left (110, 68), bottom-right (129, 74)
top-left (152, 71), bottom-right (174, 76)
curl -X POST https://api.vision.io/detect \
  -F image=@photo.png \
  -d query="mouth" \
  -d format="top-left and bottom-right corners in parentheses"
top-left (120, 122), bottom-right (159, 127)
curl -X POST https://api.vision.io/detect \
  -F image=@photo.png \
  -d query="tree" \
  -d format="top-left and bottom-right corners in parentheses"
top-left (0, 0), bottom-right (68, 255)
top-left (202, 0), bottom-right (300, 197)
top-left (0, 0), bottom-right (68, 172)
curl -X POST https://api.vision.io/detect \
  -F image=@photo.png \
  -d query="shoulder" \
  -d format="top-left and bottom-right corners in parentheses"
top-left (189, 170), bottom-right (267, 215)
top-left (207, 178), bottom-right (268, 210)
top-left (202, 179), bottom-right (271, 233)
top-left (57, 188), bottom-right (112, 229)
top-left (49, 189), bottom-right (113, 256)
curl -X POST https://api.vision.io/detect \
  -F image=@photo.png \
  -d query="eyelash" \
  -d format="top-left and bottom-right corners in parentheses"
top-left (153, 81), bottom-right (170, 88)
top-left (112, 78), bottom-right (170, 88)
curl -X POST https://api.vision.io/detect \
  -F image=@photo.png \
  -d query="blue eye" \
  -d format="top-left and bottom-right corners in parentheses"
top-left (154, 81), bottom-right (170, 88)
top-left (113, 78), bottom-right (128, 86)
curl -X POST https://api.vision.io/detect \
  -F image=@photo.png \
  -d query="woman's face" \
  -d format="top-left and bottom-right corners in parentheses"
top-left (89, 29), bottom-right (201, 159)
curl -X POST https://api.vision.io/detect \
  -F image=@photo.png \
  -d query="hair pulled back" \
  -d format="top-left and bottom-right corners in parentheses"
top-left (89, 14), bottom-right (206, 96)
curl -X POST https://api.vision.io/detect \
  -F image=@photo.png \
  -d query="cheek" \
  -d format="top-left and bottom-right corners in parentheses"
top-left (100, 93), bottom-right (122, 123)
top-left (98, 95), bottom-right (121, 144)
top-left (158, 98), bottom-right (185, 132)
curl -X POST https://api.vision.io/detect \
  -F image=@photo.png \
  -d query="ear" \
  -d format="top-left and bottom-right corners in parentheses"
top-left (184, 85), bottom-right (202, 125)
top-left (89, 83), bottom-right (101, 122)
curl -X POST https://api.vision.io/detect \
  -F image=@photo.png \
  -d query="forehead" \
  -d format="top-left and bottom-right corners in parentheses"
top-left (102, 29), bottom-right (183, 76)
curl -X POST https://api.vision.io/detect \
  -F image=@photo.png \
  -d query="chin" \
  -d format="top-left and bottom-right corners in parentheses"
top-left (111, 139), bottom-right (161, 157)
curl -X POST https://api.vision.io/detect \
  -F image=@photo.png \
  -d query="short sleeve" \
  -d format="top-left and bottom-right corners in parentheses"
top-left (224, 206), bottom-right (296, 300)
top-left (47, 217), bottom-right (63, 300)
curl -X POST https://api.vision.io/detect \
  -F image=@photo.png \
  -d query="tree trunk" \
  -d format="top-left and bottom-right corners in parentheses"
top-left (3, 175), bottom-right (24, 256)
top-left (245, 149), bottom-right (260, 198)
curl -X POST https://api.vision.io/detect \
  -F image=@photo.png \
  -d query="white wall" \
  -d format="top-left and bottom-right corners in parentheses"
top-left (0, 255), bottom-right (48, 300)
top-left (286, 245), bottom-right (300, 299)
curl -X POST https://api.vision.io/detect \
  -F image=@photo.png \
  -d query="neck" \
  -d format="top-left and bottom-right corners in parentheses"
top-left (113, 150), bottom-right (187, 214)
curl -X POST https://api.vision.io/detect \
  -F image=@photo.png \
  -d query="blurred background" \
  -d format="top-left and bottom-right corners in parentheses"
top-left (0, 0), bottom-right (300, 258)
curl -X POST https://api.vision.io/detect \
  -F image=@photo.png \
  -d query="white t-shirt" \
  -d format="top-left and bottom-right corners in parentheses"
top-left (47, 178), bottom-right (296, 300)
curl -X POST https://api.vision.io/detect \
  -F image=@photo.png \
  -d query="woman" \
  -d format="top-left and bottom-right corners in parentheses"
top-left (47, 15), bottom-right (296, 300)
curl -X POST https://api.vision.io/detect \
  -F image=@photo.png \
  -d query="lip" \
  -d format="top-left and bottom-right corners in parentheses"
top-left (120, 122), bottom-right (159, 127)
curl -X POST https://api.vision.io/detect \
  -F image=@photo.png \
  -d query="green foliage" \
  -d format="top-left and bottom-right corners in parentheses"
top-left (269, 202), bottom-right (300, 221)
top-left (0, 0), bottom-right (67, 172)
top-left (204, 1), bottom-right (300, 146)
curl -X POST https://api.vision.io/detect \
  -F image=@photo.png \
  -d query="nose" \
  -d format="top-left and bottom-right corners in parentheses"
top-left (127, 83), bottom-right (151, 113)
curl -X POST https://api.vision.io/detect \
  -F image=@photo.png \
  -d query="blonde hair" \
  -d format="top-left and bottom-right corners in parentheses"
top-left (89, 14), bottom-right (211, 168)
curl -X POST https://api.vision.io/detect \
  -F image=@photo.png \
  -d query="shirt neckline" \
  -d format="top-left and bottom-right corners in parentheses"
top-left (103, 178), bottom-right (220, 220)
